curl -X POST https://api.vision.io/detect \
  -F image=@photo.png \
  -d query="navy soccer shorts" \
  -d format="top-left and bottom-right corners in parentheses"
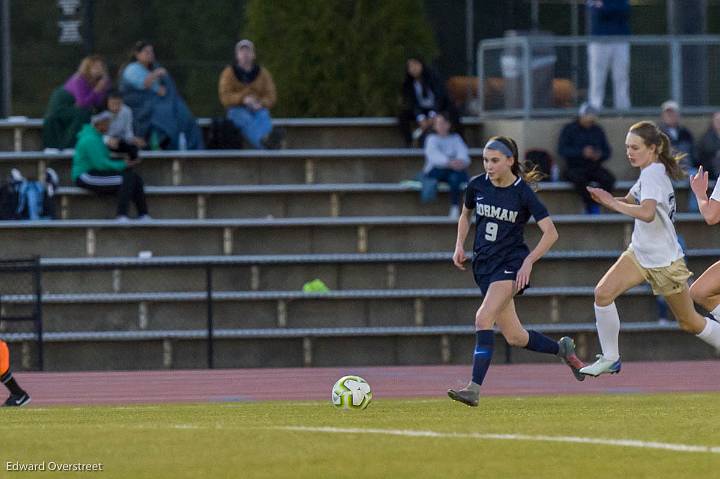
top-left (472, 254), bottom-right (529, 296)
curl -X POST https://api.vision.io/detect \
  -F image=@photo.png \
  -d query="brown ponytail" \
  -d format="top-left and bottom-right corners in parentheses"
top-left (628, 121), bottom-right (685, 180)
top-left (487, 136), bottom-right (545, 187)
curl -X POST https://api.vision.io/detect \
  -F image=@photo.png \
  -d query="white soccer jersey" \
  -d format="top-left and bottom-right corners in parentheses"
top-left (711, 179), bottom-right (720, 202)
top-left (627, 162), bottom-right (684, 268)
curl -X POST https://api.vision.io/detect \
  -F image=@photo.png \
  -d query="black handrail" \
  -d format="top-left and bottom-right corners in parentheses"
top-left (0, 256), bottom-right (43, 370)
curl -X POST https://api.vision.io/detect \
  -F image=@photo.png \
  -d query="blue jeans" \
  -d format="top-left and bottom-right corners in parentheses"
top-left (227, 106), bottom-right (273, 149)
top-left (420, 168), bottom-right (469, 206)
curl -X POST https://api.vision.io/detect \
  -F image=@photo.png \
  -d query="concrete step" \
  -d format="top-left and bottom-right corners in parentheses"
top-left (0, 149), bottom-right (487, 186)
top-left (50, 182), bottom-right (697, 219)
top-left (0, 117), bottom-right (484, 151)
top-left (0, 286), bottom-right (663, 336)
top-left (5, 323), bottom-right (713, 371)
top-left (0, 214), bottom-right (713, 258)
top-left (21, 251), bottom-right (718, 294)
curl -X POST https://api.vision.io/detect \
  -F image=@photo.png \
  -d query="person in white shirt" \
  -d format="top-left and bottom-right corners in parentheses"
top-left (421, 112), bottom-right (471, 219)
top-left (102, 91), bottom-right (146, 161)
top-left (579, 121), bottom-right (720, 376)
top-left (688, 165), bottom-right (720, 329)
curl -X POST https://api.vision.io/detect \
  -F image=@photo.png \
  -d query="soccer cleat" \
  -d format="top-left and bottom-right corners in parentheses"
top-left (447, 387), bottom-right (479, 407)
top-left (2, 392), bottom-right (31, 407)
top-left (557, 336), bottom-right (586, 382)
top-left (579, 354), bottom-right (622, 377)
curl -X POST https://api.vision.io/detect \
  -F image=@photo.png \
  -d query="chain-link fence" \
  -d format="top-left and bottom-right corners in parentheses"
top-left (478, 34), bottom-right (720, 117)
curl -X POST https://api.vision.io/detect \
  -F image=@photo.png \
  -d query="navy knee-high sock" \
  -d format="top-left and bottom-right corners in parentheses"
top-left (1, 371), bottom-right (25, 396)
top-left (471, 330), bottom-right (495, 385)
top-left (524, 330), bottom-right (559, 355)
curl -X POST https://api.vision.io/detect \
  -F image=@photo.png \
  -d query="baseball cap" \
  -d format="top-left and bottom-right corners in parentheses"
top-left (235, 39), bottom-right (255, 51)
top-left (578, 102), bottom-right (598, 117)
top-left (661, 100), bottom-right (679, 112)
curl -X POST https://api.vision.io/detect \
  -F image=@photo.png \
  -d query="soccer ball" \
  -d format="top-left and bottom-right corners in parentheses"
top-left (331, 375), bottom-right (372, 410)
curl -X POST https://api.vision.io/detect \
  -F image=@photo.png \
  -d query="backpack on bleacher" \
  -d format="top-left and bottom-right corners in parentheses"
top-left (0, 181), bottom-right (20, 220)
top-left (207, 117), bottom-right (245, 149)
top-left (0, 179), bottom-right (56, 220)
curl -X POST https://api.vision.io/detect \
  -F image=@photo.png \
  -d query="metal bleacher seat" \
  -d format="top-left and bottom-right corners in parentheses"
top-left (3, 321), bottom-right (679, 344)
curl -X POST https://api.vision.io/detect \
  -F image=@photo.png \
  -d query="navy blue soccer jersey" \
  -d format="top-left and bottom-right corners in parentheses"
top-left (463, 174), bottom-right (549, 273)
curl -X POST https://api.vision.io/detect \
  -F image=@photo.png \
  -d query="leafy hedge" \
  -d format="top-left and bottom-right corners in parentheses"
top-left (243, 0), bottom-right (437, 117)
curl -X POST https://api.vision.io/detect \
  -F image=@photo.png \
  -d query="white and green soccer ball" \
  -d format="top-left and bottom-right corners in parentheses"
top-left (331, 375), bottom-right (372, 410)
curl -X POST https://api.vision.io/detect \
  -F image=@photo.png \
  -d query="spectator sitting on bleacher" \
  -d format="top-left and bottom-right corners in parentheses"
top-left (659, 100), bottom-right (695, 170)
top-left (659, 100), bottom-right (698, 211)
top-left (72, 112), bottom-right (150, 221)
top-left (557, 102), bottom-right (614, 214)
top-left (218, 39), bottom-right (284, 149)
top-left (696, 111), bottom-right (720, 180)
top-left (43, 55), bottom-right (111, 151)
top-left (120, 41), bottom-right (204, 150)
top-left (399, 56), bottom-right (461, 147)
top-left (103, 90), bottom-right (144, 161)
top-left (421, 112), bottom-right (470, 219)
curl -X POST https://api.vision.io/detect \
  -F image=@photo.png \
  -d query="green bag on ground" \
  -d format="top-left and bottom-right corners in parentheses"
top-left (302, 279), bottom-right (330, 293)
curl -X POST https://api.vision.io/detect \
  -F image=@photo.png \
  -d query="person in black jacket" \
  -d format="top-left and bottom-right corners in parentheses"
top-left (659, 100), bottom-right (698, 211)
top-left (398, 57), bottom-right (461, 147)
top-left (557, 103), bottom-right (615, 214)
top-left (658, 100), bottom-right (696, 171)
top-left (696, 111), bottom-right (720, 179)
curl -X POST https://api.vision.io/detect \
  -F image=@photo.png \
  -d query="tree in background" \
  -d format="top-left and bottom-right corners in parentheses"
top-left (11, 0), bottom-right (245, 117)
top-left (12, 0), bottom-right (437, 117)
top-left (243, 0), bottom-right (437, 117)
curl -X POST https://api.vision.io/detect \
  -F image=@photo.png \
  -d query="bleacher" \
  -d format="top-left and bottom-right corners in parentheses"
top-left (0, 117), bottom-right (718, 371)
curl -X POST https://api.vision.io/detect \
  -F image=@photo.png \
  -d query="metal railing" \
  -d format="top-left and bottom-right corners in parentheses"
top-left (3, 250), bottom-right (713, 370)
top-left (478, 34), bottom-right (720, 118)
top-left (0, 257), bottom-right (43, 369)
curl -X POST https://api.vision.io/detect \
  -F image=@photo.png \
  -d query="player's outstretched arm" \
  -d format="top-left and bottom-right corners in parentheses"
top-left (691, 166), bottom-right (720, 225)
top-left (587, 186), bottom-right (656, 222)
top-left (453, 206), bottom-right (473, 270)
top-left (516, 217), bottom-right (558, 289)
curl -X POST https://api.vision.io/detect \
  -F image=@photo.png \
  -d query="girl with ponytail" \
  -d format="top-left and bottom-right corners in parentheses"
top-left (448, 136), bottom-right (585, 407)
top-left (687, 159), bottom-right (720, 343)
top-left (580, 121), bottom-right (720, 377)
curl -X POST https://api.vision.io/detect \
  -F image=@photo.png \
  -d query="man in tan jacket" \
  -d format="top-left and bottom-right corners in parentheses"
top-left (218, 39), bottom-right (283, 149)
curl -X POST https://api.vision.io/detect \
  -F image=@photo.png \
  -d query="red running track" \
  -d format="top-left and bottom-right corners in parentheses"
top-left (10, 360), bottom-right (720, 407)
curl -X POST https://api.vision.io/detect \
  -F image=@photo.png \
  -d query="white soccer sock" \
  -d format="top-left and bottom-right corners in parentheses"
top-left (710, 304), bottom-right (720, 320)
top-left (594, 302), bottom-right (620, 361)
top-left (697, 317), bottom-right (720, 349)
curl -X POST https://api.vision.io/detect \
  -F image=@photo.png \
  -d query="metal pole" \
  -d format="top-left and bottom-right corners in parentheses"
top-left (0, 0), bottom-right (11, 117)
top-left (83, 0), bottom-right (95, 54)
top-left (465, 0), bottom-right (474, 76)
top-left (206, 264), bottom-right (214, 369)
top-left (670, 38), bottom-right (682, 105)
top-left (522, 37), bottom-right (532, 118)
top-left (34, 257), bottom-right (44, 371)
top-left (571, 0), bottom-right (579, 104)
top-left (667, 0), bottom-right (676, 34)
top-left (530, 0), bottom-right (539, 31)
top-left (477, 43), bottom-right (484, 114)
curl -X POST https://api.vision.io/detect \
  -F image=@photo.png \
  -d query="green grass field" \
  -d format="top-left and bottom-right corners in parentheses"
top-left (2, 393), bottom-right (719, 478)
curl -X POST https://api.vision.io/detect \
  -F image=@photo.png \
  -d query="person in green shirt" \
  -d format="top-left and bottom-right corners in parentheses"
top-left (73, 112), bottom-right (150, 220)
